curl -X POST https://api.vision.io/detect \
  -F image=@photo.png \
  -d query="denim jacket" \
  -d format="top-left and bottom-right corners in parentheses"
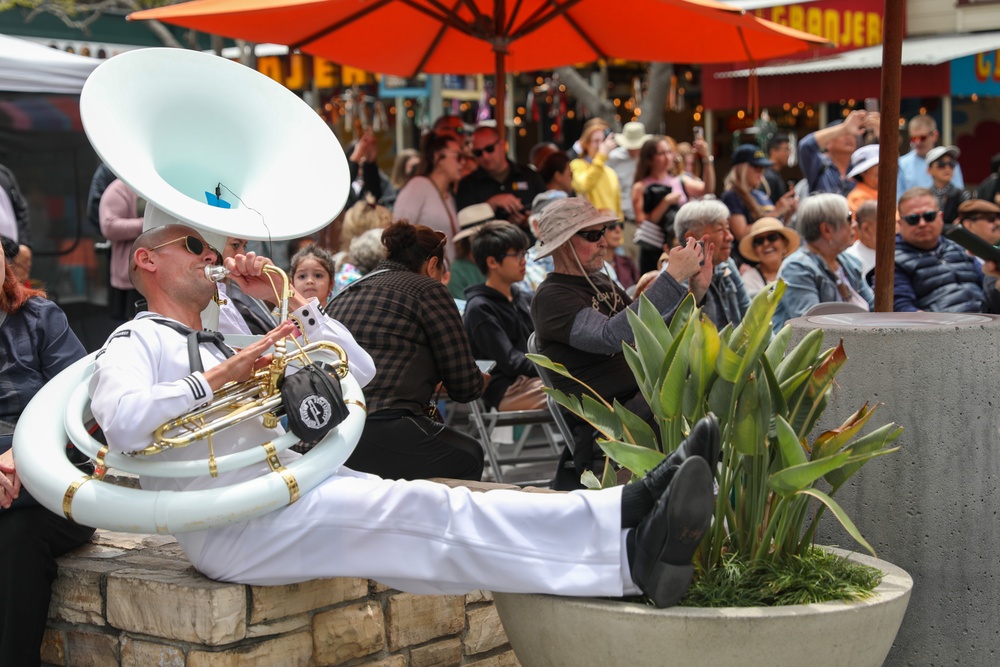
top-left (703, 259), bottom-right (750, 328)
top-left (772, 247), bottom-right (873, 330)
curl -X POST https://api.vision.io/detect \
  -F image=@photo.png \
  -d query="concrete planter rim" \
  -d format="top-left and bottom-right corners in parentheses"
top-left (496, 547), bottom-right (911, 618)
top-left (791, 311), bottom-right (1000, 331)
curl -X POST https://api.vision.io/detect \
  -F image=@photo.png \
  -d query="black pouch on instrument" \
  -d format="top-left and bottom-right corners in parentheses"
top-left (281, 363), bottom-right (350, 446)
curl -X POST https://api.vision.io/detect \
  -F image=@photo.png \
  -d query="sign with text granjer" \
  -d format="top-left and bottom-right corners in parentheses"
top-left (753, 0), bottom-right (895, 55)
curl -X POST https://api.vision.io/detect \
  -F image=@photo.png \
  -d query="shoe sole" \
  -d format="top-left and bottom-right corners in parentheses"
top-left (645, 457), bottom-right (714, 607)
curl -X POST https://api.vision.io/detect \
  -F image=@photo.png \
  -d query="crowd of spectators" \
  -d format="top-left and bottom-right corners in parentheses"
top-left (7, 108), bottom-right (1000, 660)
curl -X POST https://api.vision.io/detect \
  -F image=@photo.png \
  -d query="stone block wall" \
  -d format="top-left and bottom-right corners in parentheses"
top-left (42, 479), bottom-right (534, 666)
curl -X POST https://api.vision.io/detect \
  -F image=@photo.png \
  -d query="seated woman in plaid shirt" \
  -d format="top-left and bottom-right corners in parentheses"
top-left (325, 221), bottom-right (486, 481)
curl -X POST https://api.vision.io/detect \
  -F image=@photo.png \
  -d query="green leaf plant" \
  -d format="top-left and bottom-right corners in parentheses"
top-left (527, 280), bottom-right (902, 597)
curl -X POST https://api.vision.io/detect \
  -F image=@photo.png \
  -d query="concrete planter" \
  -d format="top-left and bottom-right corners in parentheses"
top-left (790, 312), bottom-right (1000, 666)
top-left (494, 549), bottom-right (911, 667)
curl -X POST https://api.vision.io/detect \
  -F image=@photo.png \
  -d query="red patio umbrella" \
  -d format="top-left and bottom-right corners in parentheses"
top-left (132, 0), bottom-right (829, 144)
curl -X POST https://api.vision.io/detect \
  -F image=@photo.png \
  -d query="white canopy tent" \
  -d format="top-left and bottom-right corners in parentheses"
top-left (0, 33), bottom-right (101, 94)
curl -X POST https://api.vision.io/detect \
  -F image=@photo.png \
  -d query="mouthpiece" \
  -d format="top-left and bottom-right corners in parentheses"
top-left (205, 265), bottom-right (229, 282)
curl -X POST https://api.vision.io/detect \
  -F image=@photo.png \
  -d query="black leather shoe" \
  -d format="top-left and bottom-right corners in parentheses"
top-left (642, 413), bottom-right (721, 501)
top-left (630, 456), bottom-right (714, 608)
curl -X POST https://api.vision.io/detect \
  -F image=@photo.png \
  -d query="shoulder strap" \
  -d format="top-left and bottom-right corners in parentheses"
top-left (143, 316), bottom-right (234, 372)
top-left (144, 315), bottom-right (194, 337)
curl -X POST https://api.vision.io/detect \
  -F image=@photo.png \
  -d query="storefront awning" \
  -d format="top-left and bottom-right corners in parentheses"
top-left (714, 31), bottom-right (1000, 78)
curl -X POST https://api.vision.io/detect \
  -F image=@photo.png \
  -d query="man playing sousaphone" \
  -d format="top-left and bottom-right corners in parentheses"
top-left (87, 221), bottom-right (720, 608)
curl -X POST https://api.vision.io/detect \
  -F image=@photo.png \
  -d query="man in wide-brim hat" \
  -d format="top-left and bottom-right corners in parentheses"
top-left (530, 197), bottom-right (713, 484)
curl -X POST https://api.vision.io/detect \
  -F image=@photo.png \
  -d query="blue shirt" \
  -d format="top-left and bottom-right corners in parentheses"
top-left (896, 150), bottom-right (964, 201)
top-left (798, 133), bottom-right (856, 196)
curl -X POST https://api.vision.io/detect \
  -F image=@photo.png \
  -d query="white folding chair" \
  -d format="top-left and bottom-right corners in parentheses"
top-left (465, 397), bottom-right (565, 485)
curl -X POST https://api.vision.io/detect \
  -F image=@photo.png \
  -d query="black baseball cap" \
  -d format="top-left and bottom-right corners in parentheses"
top-left (732, 144), bottom-right (773, 167)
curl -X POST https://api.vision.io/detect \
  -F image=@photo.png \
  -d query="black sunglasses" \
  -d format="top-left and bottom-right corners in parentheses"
top-left (933, 160), bottom-right (956, 169)
top-left (902, 210), bottom-right (939, 226)
top-left (575, 227), bottom-right (607, 242)
top-left (606, 221), bottom-right (624, 230)
top-left (472, 142), bottom-right (499, 158)
top-left (752, 232), bottom-right (783, 246)
top-left (150, 235), bottom-right (207, 255)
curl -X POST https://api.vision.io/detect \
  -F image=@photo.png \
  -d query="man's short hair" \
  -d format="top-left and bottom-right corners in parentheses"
top-left (471, 221), bottom-right (530, 275)
top-left (472, 126), bottom-right (500, 143)
top-left (855, 200), bottom-right (878, 225)
top-left (128, 225), bottom-right (185, 296)
top-left (766, 133), bottom-right (789, 155)
top-left (673, 199), bottom-right (730, 241)
top-left (908, 114), bottom-right (937, 134)
top-left (898, 187), bottom-right (935, 212)
top-left (539, 152), bottom-right (570, 185)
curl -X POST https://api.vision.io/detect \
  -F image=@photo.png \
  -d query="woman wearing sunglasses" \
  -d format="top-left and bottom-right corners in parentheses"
top-left (737, 218), bottom-right (800, 298)
top-left (393, 133), bottom-right (466, 260)
top-left (772, 194), bottom-right (873, 329)
top-left (325, 221), bottom-right (486, 482)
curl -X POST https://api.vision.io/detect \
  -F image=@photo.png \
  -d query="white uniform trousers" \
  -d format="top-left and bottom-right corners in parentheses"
top-left (181, 467), bottom-right (638, 598)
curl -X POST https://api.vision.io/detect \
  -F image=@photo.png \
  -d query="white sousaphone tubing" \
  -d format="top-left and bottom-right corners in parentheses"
top-left (12, 350), bottom-right (365, 534)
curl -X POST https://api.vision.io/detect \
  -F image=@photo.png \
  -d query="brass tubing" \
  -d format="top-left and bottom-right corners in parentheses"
top-left (144, 341), bottom-right (349, 454)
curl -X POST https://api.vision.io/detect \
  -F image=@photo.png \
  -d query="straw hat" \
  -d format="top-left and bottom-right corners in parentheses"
top-left (535, 198), bottom-right (619, 259)
top-left (453, 203), bottom-right (495, 243)
top-left (614, 122), bottom-right (652, 150)
top-left (738, 217), bottom-right (800, 263)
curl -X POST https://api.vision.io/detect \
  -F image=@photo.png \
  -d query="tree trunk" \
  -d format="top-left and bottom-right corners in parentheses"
top-left (555, 62), bottom-right (673, 133)
top-left (236, 40), bottom-right (257, 69)
top-left (639, 63), bottom-right (672, 135)
top-left (138, 19), bottom-right (184, 49)
top-left (554, 65), bottom-right (615, 125)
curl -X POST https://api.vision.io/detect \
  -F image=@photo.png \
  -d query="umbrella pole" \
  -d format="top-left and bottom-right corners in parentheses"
top-left (494, 45), bottom-right (507, 156)
top-left (873, 0), bottom-right (904, 312)
top-left (493, 0), bottom-right (507, 154)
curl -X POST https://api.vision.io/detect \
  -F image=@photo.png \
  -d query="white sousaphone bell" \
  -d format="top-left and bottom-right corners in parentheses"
top-left (13, 48), bottom-right (366, 534)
